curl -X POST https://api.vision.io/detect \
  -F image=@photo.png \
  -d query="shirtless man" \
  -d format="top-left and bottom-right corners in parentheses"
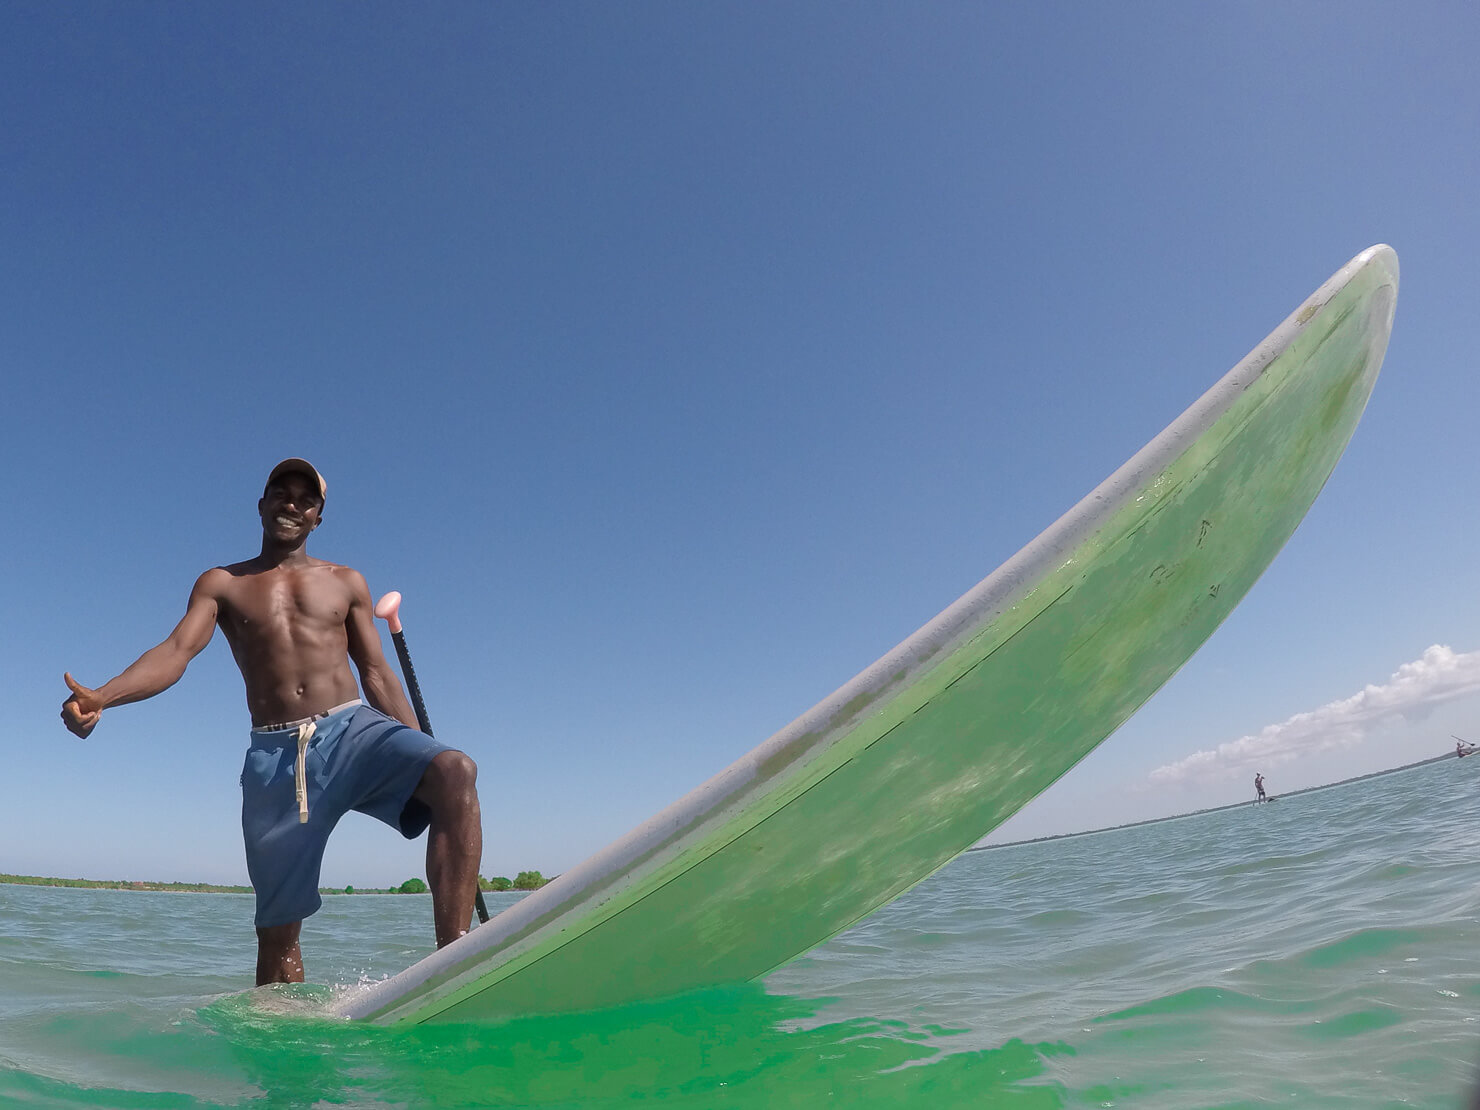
top-left (60, 459), bottom-right (482, 986)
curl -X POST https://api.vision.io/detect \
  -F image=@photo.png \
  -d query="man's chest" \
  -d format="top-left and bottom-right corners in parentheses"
top-left (219, 571), bottom-right (352, 635)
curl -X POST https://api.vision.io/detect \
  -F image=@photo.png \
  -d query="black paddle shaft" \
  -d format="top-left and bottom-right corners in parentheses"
top-left (390, 629), bottom-right (433, 736)
top-left (389, 627), bottom-right (490, 925)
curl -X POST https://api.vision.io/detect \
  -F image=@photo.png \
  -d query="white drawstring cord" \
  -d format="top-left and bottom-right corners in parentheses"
top-left (295, 721), bottom-right (316, 823)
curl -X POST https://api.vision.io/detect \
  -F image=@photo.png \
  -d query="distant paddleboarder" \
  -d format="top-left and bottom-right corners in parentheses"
top-left (60, 459), bottom-right (484, 986)
top-left (1254, 773), bottom-right (1267, 802)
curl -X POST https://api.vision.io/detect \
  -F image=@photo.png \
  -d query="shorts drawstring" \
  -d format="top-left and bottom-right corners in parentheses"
top-left (248, 701), bottom-right (361, 827)
top-left (296, 721), bottom-right (316, 823)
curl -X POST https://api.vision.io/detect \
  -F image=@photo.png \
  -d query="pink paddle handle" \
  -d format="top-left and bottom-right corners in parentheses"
top-left (374, 591), bottom-right (404, 634)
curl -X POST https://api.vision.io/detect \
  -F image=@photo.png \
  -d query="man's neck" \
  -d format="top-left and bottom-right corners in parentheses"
top-left (256, 538), bottom-right (314, 569)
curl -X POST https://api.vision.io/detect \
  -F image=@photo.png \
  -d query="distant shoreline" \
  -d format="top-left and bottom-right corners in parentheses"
top-left (970, 752), bottom-right (1459, 854)
top-left (0, 874), bottom-right (402, 895)
top-left (0, 872), bottom-right (548, 895)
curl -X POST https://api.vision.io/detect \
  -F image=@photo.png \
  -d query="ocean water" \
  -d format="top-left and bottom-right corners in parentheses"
top-left (4, 756), bottom-right (1480, 1108)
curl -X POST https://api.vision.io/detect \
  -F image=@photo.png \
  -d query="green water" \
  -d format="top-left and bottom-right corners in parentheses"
top-left (4, 755), bottom-right (1480, 1107)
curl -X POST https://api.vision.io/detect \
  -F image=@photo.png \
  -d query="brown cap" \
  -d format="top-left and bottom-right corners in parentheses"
top-left (264, 458), bottom-right (327, 500)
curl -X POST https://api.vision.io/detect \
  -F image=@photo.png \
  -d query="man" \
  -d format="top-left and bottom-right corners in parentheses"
top-left (1254, 772), bottom-right (1266, 802)
top-left (60, 459), bottom-right (482, 986)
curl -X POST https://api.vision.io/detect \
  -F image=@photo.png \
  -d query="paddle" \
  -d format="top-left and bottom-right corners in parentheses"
top-left (374, 590), bottom-right (491, 926)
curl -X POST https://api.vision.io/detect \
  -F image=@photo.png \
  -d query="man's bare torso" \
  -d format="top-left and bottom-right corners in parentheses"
top-left (211, 556), bottom-right (364, 727)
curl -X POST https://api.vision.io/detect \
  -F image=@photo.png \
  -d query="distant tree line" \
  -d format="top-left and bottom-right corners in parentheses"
top-left (481, 871), bottom-right (548, 891)
top-left (385, 871), bottom-right (549, 895)
top-left (0, 873), bottom-right (252, 894)
top-left (1, 871), bottom-right (551, 897)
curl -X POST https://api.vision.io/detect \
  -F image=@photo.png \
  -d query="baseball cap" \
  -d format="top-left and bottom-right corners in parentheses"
top-left (264, 458), bottom-right (327, 501)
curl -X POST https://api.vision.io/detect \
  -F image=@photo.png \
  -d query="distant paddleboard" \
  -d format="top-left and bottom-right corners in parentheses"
top-left (333, 246), bottom-right (1398, 1025)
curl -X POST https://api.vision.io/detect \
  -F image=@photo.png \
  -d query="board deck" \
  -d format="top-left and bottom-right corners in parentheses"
top-left (331, 245), bottom-right (1398, 1025)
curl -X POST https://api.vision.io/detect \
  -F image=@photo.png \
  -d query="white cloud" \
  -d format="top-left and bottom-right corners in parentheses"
top-left (1149, 645), bottom-right (1480, 787)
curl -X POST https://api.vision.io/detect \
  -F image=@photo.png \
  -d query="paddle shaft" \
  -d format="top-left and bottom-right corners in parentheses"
top-left (390, 629), bottom-right (434, 736)
top-left (387, 623), bottom-right (490, 926)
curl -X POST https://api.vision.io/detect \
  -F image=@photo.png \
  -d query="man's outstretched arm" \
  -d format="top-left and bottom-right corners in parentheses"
top-left (344, 570), bottom-right (418, 729)
top-left (61, 570), bottom-right (224, 738)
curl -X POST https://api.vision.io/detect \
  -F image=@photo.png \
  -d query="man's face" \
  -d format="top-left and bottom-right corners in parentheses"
top-left (259, 473), bottom-right (324, 544)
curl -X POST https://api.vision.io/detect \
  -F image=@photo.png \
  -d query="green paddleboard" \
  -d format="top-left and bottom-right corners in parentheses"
top-left (332, 245), bottom-right (1398, 1024)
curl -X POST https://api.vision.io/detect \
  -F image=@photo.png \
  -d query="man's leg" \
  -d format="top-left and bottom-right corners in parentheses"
top-left (413, 750), bottom-right (482, 947)
top-left (256, 921), bottom-right (304, 985)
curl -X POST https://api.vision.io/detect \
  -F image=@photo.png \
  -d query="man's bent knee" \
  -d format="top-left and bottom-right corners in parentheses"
top-left (437, 749), bottom-right (477, 786)
top-left (418, 750), bottom-right (478, 805)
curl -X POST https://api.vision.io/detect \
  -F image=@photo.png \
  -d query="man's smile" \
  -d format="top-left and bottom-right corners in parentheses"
top-left (271, 513), bottom-right (312, 535)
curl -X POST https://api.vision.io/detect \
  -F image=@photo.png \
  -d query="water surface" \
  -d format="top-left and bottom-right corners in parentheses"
top-left (4, 756), bottom-right (1479, 1107)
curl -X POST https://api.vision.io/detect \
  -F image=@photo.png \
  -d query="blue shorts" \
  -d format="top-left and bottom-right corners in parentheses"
top-left (241, 702), bottom-right (454, 928)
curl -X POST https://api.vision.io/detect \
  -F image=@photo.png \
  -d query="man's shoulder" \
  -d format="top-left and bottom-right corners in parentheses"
top-left (185, 562), bottom-right (251, 599)
top-left (297, 559), bottom-right (371, 598)
top-left (196, 564), bottom-right (240, 588)
top-left (314, 558), bottom-right (366, 581)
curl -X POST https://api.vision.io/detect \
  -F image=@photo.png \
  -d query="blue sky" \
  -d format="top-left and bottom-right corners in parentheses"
top-left (4, 3), bottom-right (1479, 887)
